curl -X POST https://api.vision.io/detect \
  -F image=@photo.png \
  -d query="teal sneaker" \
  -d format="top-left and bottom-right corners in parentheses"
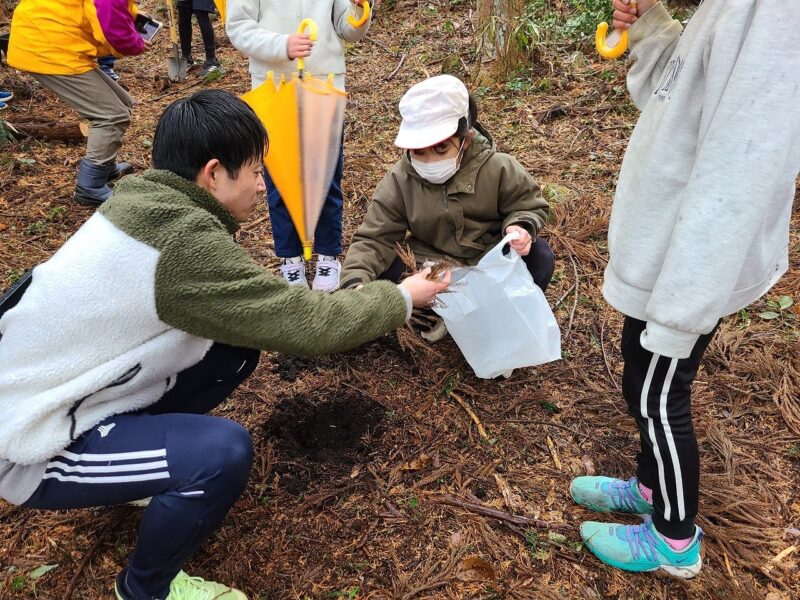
top-left (580, 516), bottom-right (703, 579)
top-left (570, 476), bottom-right (653, 515)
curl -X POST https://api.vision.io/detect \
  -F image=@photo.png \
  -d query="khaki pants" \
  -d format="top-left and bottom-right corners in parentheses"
top-left (32, 68), bottom-right (133, 165)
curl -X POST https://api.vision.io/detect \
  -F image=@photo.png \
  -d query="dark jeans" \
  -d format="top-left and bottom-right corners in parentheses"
top-left (97, 55), bottom-right (116, 69)
top-left (265, 140), bottom-right (344, 258)
top-left (177, 4), bottom-right (216, 62)
top-left (622, 316), bottom-right (718, 539)
top-left (379, 237), bottom-right (556, 293)
top-left (24, 343), bottom-right (259, 599)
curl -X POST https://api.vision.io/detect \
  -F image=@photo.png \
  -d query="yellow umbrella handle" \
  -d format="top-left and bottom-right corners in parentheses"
top-left (348, 0), bottom-right (371, 28)
top-left (595, 1), bottom-right (636, 60)
top-left (296, 19), bottom-right (318, 74)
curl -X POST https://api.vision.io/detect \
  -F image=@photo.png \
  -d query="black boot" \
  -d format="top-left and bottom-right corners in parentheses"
top-left (74, 158), bottom-right (113, 206)
top-left (106, 160), bottom-right (134, 182)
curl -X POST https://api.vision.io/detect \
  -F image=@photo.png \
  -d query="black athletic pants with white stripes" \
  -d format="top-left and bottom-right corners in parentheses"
top-left (622, 316), bottom-right (718, 539)
top-left (24, 343), bottom-right (260, 599)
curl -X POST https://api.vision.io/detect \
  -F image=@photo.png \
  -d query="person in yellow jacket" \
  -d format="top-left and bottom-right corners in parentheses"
top-left (8, 0), bottom-right (147, 205)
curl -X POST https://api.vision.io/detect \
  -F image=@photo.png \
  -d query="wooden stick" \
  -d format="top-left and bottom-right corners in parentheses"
top-left (546, 435), bottom-right (562, 470)
top-left (565, 253), bottom-right (580, 341)
top-left (386, 52), bottom-right (406, 81)
top-left (61, 516), bottom-right (123, 600)
top-left (600, 316), bottom-right (621, 392)
top-left (771, 545), bottom-right (798, 563)
top-left (722, 549), bottom-right (739, 588)
top-left (449, 391), bottom-right (488, 440)
top-left (431, 494), bottom-right (571, 532)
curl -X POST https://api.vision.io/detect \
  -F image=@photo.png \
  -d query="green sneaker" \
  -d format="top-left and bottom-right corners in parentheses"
top-left (570, 476), bottom-right (653, 515)
top-left (115, 570), bottom-right (247, 599)
top-left (580, 516), bottom-right (703, 579)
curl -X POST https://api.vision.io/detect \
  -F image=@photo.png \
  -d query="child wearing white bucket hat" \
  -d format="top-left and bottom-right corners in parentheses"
top-left (342, 75), bottom-right (555, 305)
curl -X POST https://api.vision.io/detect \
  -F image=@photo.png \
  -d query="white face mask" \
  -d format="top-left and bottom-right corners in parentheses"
top-left (410, 140), bottom-right (465, 185)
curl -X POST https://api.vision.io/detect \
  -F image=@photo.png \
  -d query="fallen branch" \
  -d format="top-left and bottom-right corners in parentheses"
top-left (448, 391), bottom-right (488, 440)
top-left (146, 78), bottom-right (206, 103)
top-left (565, 253), bottom-right (579, 341)
top-left (62, 515), bottom-right (124, 600)
top-left (431, 494), bottom-right (571, 532)
top-left (546, 435), bottom-right (562, 470)
top-left (600, 315), bottom-right (621, 392)
top-left (7, 119), bottom-right (88, 142)
top-left (386, 52), bottom-right (406, 81)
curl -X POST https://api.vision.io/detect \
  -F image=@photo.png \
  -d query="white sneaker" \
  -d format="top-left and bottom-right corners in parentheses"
top-left (280, 258), bottom-right (308, 288)
top-left (311, 256), bottom-right (341, 292)
top-left (420, 318), bottom-right (448, 343)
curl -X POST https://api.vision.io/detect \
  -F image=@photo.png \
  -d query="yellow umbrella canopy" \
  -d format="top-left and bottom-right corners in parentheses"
top-left (213, 0), bottom-right (225, 24)
top-left (242, 20), bottom-right (348, 261)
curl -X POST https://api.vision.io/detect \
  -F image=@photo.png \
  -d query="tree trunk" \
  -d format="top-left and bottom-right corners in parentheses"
top-left (476, 0), bottom-right (527, 77)
top-left (6, 119), bottom-right (89, 142)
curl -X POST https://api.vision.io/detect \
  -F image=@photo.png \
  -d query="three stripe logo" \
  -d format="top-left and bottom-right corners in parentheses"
top-left (43, 449), bottom-right (170, 484)
top-left (97, 423), bottom-right (116, 438)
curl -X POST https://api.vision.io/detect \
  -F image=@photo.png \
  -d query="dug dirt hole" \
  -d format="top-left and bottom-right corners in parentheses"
top-left (263, 390), bottom-right (387, 493)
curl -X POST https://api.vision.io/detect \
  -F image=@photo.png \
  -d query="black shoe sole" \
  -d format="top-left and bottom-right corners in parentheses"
top-left (73, 192), bottom-right (107, 207)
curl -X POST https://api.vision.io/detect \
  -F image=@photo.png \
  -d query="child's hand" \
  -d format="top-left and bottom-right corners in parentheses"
top-left (505, 225), bottom-right (532, 256)
top-left (287, 33), bottom-right (314, 60)
top-left (400, 268), bottom-right (451, 307)
top-left (612, 0), bottom-right (657, 29)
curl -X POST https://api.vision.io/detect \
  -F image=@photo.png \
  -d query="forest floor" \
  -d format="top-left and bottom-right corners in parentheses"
top-left (1, 1), bottom-right (799, 598)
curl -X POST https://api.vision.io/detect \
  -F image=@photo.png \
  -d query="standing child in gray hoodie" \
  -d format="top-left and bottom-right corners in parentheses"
top-left (226, 0), bottom-right (371, 292)
top-left (568, 0), bottom-right (799, 578)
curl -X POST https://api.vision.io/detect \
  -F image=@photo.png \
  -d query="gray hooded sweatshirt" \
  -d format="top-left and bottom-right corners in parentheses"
top-left (603, 0), bottom-right (800, 358)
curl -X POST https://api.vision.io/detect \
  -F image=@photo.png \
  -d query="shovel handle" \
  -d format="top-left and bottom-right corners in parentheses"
top-left (347, 0), bottom-right (371, 28)
top-left (296, 19), bottom-right (318, 73)
top-left (166, 0), bottom-right (179, 45)
top-left (595, 1), bottom-right (636, 60)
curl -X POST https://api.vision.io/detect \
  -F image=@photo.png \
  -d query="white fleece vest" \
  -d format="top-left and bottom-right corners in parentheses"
top-left (0, 214), bottom-right (212, 465)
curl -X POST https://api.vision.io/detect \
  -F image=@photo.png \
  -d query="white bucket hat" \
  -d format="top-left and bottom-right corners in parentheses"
top-left (394, 75), bottom-right (470, 149)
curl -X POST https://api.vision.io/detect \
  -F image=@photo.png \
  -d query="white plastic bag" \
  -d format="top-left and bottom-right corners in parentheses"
top-left (433, 232), bottom-right (561, 379)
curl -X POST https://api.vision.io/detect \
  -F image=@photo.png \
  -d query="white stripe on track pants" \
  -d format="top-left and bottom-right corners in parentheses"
top-left (621, 316), bottom-right (719, 539)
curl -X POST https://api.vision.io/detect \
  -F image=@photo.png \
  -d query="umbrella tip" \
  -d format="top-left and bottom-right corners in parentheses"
top-left (303, 246), bottom-right (312, 261)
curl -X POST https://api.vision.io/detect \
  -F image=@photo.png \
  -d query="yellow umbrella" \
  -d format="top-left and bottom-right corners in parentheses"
top-left (595, 1), bottom-right (636, 60)
top-left (242, 19), bottom-right (349, 261)
top-left (214, 0), bottom-right (225, 24)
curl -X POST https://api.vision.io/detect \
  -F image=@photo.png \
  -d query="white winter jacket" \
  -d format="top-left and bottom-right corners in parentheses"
top-left (226, 0), bottom-right (371, 89)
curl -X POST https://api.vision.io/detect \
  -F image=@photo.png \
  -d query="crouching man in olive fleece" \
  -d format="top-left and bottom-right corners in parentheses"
top-left (0, 89), bottom-right (448, 600)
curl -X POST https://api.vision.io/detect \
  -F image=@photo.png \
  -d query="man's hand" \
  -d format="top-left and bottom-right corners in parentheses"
top-left (287, 33), bottom-right (313, 59)
top-left (612, 0), bottom-right (657, 30)
top-left (399, 268), bottom-right (451, 307)
top-left (505, 225), bottom-right (533, 256)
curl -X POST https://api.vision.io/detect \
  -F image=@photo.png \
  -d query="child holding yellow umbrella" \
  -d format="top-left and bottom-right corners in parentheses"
top-left (227, 0), bottom-right (371, 291)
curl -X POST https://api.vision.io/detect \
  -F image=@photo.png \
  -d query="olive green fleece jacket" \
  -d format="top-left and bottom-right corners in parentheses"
top-left (340, 124), bottom-right (549, 288)
top-left (0, 170), bottom-right (408, 481)
top-left (100, 170), bottom-right (409, 353)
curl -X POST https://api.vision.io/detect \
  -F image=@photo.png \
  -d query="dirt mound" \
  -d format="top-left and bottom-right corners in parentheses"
top-left (269, 353), bottom-right (320, 382)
